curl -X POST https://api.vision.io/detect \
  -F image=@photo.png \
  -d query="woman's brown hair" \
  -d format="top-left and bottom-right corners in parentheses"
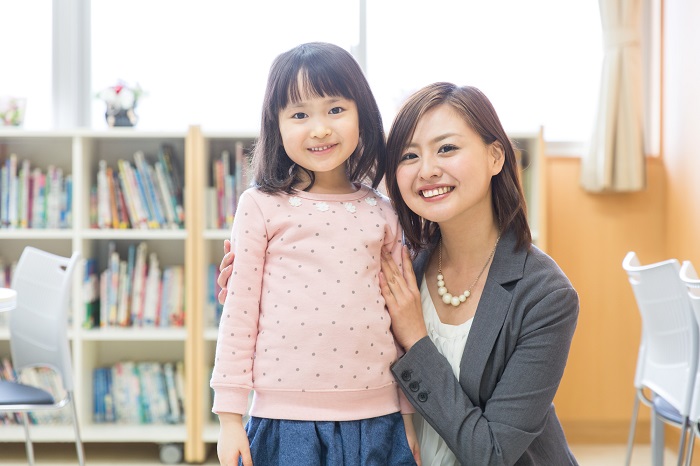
top-left (385, 82), bottom-right (532, 252)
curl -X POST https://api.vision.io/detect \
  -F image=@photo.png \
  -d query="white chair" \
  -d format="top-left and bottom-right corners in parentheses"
top-left (0, 247), bottom-right (84, 465)
top-left (623, 251), bottom-right (697, 466)
top-left (680, 260), bottom-right (700, 466)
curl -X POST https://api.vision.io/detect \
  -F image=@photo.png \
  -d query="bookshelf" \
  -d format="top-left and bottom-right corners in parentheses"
top-left (0, 126), bottom-right (544, 463)
top-left (0, 129), bottom-right (193, 463)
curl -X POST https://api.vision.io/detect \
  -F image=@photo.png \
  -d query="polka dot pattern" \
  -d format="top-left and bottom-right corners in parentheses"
top-left (210, 185), bottom-right (406, 419)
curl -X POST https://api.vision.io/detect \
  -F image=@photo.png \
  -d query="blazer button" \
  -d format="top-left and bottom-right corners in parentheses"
top-left (417, 392), bottom-right (428, 402)
top-left (409, 381), bottom-right (419, 392)
top-left (401, 370), bottom-right (412, 382)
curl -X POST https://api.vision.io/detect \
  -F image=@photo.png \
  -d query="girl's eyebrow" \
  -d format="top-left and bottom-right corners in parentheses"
top-left (285, 96), bottom-right (347, 110)
top-left (407, 133), bottom-right (458, 149)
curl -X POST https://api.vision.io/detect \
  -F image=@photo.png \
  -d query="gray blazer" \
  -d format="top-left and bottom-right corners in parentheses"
top-left (392, 228), bottom-right (579, 466)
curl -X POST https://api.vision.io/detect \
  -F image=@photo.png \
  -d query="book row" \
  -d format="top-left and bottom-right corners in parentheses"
top-left (1, 155), bottom-right (72, 229)
top-left (92, 144), bottom-right (184, 230)
top-left (207, 143), bottom-right (251, 230)
top-left (0, 357), bottom-right (71, 425)
top-left (84, 242), bottom-right (185, 329)
top-left (93, 360), bottom-right (185, 425)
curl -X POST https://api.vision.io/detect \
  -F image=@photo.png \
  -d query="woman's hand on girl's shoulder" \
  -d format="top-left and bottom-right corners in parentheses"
top-left (218, 240), bottom-right (235, 305)
top-left (379, 245), bottom-right (428, 351)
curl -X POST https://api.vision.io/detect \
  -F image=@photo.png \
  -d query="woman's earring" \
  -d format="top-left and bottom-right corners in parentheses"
top-left (288, 163), bottom-right (296, 177)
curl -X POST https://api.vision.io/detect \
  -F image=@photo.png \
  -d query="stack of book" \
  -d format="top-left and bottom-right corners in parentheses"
top-left (83, 242), bottom-right (184, 329)
top-left (92, 360), bottom-right (185, 425)
top-left (92, 144), bottom-right (184, 230)
top-left (0, 154), bottom-right (72, 229)
top-left (0, 357), bottom-right (70, 425)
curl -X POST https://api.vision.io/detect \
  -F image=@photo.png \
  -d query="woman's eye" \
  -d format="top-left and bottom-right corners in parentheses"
top-left (437, 144), bottom-right (457, 154)
top-left (291, 112), bottom-right (307, 119)
top-left (329, 107), bottom-right (344, 115)
top-left (400, 152), bottom-right (418, 162)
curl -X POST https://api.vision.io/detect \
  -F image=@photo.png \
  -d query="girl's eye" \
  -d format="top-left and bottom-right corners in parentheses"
top-left (400, 152), bottom-right (418, 162)
top-left (329, 107), bottom-right (344, 115)
top-left (437, 144), bottom-right (458, 154)
top-left (291, 112), bottom-right (307, 119)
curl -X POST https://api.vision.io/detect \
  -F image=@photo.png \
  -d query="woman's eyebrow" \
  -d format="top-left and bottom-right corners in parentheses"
top-left (407, 133), bottom-right (458, 148)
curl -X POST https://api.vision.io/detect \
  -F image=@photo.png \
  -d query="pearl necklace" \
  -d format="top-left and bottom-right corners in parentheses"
top-left (437, 235), bottom-right (500, 307)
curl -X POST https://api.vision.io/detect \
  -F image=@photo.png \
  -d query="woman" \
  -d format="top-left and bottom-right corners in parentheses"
top-left (218, 82), bottom-right (579, 466)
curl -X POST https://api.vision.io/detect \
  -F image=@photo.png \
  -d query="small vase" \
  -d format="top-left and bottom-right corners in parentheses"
top-left (105, 104), bottom-right (138, 127)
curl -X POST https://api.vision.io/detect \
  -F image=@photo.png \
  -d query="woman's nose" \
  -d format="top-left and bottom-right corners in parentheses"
top-left (419, 156), bottom-right (442, 179)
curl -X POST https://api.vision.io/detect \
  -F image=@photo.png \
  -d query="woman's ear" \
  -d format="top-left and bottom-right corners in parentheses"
top-left (489, 141), bottom-right (505, 175)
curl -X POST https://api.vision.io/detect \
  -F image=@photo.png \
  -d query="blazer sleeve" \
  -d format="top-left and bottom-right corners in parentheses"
top-left (392, 281), bottom-right (578, 465)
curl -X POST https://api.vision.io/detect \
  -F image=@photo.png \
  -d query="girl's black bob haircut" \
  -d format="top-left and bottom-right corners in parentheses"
top-left (250, 42), bottom-right (387, 193)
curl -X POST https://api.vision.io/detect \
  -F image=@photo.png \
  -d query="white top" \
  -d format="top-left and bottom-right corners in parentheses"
top-left (415, 277), bottom-right (473, 466)
top-left (0, 287), bottom-right (17, 312)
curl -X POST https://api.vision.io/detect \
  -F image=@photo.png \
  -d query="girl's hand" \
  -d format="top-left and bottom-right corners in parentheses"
top-left (402, 414), bottom-right (422, 466)
top-left (217, 413), bottom-right (252, 466)
top-left (379, 245), bottom-right (428, 351)
top-left (217, 240), bottom-right (235, 305)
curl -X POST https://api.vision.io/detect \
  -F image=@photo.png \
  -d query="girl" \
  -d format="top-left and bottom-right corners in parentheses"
top-left (210, 42), bottom-right (418, 466)
top-left (379, 83), bottom-right (579, 465)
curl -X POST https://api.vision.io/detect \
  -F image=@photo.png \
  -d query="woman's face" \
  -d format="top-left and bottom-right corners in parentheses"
top-left (395, 104), bottom-right (504, 225)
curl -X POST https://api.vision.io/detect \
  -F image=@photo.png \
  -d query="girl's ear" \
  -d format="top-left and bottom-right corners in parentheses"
top-left (489, 141), bottom-right (505, 176)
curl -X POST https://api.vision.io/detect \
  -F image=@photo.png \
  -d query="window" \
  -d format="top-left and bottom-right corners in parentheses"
top-left (366, 0), bottom-right (602, 142)
top-left (0, 2), bottom-right (53, 129)
top-left (19, 1), bottom-right (606, 143)
top-left (90, 0), bottom-right (360, 131)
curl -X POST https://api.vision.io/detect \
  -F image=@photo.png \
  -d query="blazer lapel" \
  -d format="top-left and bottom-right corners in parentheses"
top-left (458, 228), bottom-right (526, 401)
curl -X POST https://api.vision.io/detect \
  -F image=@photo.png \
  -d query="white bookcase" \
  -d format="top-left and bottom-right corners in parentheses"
top-left (0, 129), bottom-right (193, 462)
top-left (0, 126), bottom-right (544, 463)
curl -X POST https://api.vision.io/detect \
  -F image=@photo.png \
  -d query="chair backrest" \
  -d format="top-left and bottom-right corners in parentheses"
top-left (623, 251), bottom-right (698, 416)
top-left (9, 247), bottom-right (80, 391)
top-left (680, 260), bottom-right (700, 423)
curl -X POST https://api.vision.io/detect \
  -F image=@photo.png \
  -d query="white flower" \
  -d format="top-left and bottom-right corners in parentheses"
top-left (365, 197), bottom-right (377, 206)
top-left (289, 197), bottom-right (302, 207)
top-left (343, 202), bottom-right (357, 213)
top-left (316, 202), bottom-right (329, 212)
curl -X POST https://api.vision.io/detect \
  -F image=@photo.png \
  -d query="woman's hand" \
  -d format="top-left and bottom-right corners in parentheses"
top-left (217, 240), bottom-right (235, 305)
top-left (402, 414), bottom-right (422, 466)
top-left (379, 245), bottom-right (428, 351)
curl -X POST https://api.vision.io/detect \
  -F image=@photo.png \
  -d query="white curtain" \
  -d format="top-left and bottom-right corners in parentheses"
top-left (581, 0), bottom-right (646, 192)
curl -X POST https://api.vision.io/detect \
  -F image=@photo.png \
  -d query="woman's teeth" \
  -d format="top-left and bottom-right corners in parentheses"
top-left (422, 186), bottom-right (453, 198)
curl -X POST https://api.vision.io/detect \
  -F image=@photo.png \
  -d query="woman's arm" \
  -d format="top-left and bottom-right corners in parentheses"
top-left (381, 250), bottom-right (579, 466)
top-left (217, 239), bottom-right (233, 305)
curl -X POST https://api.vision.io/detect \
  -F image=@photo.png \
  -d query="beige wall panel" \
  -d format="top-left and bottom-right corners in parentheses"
top-left (543, 157), bottom-right (666, 438)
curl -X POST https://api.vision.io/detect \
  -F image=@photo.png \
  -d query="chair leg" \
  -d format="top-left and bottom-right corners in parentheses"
top-left (684, 425), bottom-right (697, 466)
top-left (677, 419), bottom-right (689, 466)
top-left (651, 410), bottom-right (665, 466)
top-left (625, 394), bottom-right (641, 466)
top-left (20, 411), bottom-right (35, 465)
top-left (68, 392), bottom-right (85, 466)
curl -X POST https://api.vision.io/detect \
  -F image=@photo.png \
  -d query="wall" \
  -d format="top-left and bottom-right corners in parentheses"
top-left (545, 156), bottom-right (667, 442)
top-left (548, 0), bottom-right (700, 445)
top-left (663, 1), bottom-right (700, 265)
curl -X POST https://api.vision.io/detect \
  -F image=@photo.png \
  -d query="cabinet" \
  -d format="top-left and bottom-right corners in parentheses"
top-left (0, 126), bottom-right (544, 463)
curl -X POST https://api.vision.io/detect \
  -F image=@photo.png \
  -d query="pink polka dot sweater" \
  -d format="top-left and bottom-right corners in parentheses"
top-left (210, 184), bottom-right (413, 421)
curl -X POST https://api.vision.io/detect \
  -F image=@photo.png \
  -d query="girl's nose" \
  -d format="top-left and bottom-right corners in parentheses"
top-left (310, 122), bottom-right (332, 138)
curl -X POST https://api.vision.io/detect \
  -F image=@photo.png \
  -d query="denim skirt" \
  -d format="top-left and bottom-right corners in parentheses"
top-left (243, 411), bottom-right (417, 466)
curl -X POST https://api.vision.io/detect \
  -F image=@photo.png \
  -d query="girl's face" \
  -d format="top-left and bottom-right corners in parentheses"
top-left (395, 104), bottom-right (504, 226)
top-left (278, 85), bottom-right (359, 190)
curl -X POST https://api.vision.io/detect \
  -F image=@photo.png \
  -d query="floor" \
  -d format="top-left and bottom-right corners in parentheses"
top-left (0, 443), bottom-right (683, 465)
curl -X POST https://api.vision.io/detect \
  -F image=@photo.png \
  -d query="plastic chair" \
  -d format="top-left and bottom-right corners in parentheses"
top-left (623, 251), bottom-right (697, 466)
top-left (0, 247), bottom-right (84, 465)
top-left (680, 260), bottom-right (700, 466)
